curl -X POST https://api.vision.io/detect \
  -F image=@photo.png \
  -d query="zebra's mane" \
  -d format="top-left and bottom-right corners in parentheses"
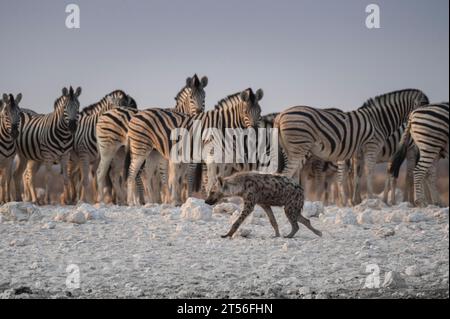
top-left (80, 89), bottom-right (127, 115)
top-left (174, 86), bottom-right (192, 104)
top-left (359, 89), bottom-right (428, 110)
top-left (53, 94), bottom-right (69, 111)
top-left (214, 89), bottom-right (253, 110)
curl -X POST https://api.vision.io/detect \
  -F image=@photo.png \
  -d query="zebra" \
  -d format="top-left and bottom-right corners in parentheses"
top-left (390, 102), bottom-right (449, 207)
top-left (274, 89), bottom-right (429, 206)
top-left (13, 86), bottom-right (82, 204)
top-left (68, 90), bottom-right (137, 203)
top-left (203, 112), bottom-right (280, 195)
top-left (126, 88), bottom-right (263, 206)
top-left (0, 94), bottom-right (22, 203)
top-left (95, 74), bottom-right (208, 204)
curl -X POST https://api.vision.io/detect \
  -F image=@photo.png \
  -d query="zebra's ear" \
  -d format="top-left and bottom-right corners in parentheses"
top-left (255, 89), bottom-right (264, 101)
top-left (240, 90), bottom-right (250, 102)
top-left (62, 87), bottom-right (69, 97)
top-left (75, 87), bottom-right (82, 97)
top-left (15, 93), bottom-right (22, 105)
top-left (186, 76), bottom-right (193, 88)
top-left (200, 76), bottom-right (208, 88)
top-left (2, 93), bottom-right (9, 102)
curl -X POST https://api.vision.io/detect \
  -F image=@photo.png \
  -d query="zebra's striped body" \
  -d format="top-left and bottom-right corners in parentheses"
top-left (391, 102), bottom-right (449, 207)
top-left (126, 88), bottom-right (263, 205)
top-left (275, 89), bottom-right (429, 206)
top-left (203, 112), bottom-right (279, 195)
top-left (69, 90), bottom-right (137, 203)
top-left (0, 94), bottom-right (22, 203)
top-left (13, 87), bottom-right (82, 203)
top-left (96, 75), bottom-right (208, 204)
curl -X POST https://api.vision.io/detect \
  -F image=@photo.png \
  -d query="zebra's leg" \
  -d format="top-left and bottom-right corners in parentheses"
top-left (167, 161), bottom-right (186, 206)
top-left (144, 152), bottom-right (163, 203)
top-left (337, 161), bottom-right (349, 207)
top-left (90, 161), bottom-right (99, 203)
top-left (96, 146), bottom-right (119, 203)
top-left (25, 161), bottom-right (40, 204)
top-left (382, 166), bottom-right (391, 204)
top-left (361, 144), bottom-right (380, 202)
top-left (127, 153), bottom-right (148, 206)
top-left (13, 156), bottom-right (27, 201)
top-left (78, 155), bottom-right (91, 203)
top-left (404, 147), bottom-right (417, 204)
top-left (413, 148), bottom-right (440, 207)
top-left (426, 161), bottom-right (441, 206)
top-left (60, 154), bottom-right (72, 205)
top-left (351, 153), bottom-right (364, 205)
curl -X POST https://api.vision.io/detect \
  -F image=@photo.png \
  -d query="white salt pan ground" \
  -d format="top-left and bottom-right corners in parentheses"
top-left (0, 196), bottom-right (448, 298)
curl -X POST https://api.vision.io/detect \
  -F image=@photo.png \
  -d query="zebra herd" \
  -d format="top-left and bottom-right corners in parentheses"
top-left (0, 75), bottom-right (448, 208)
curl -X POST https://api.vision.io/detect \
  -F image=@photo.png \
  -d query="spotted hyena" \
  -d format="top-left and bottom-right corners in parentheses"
top-left (205, 172), bottom-right (322, 238)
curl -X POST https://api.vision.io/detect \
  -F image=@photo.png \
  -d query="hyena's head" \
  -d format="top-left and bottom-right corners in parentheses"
top-left (1, 93), bottom-right (22, 139)
top-left (61, 86), bottom-right (82, 133)
top-left (205, 176), bottom-right (238, 205)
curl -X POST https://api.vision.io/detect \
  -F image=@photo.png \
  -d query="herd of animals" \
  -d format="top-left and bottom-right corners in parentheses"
top-left (0, 75), bottom-right (449, 222)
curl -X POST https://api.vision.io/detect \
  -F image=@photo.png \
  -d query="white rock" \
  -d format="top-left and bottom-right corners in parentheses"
top-left (66, 211), bottom-right (86, 224)
top-left (385, 210), bottom-right (406, 224)
top-left (53, 211), bottom-right (67, 222)
top-left (212, 202), bottom-right (239, 215)
top-left (236, 228), bottom-right (251, 238)
top-left (375, 227), bottom-right (395, 238)
top-left (181, 198), bottom-right (212, 221)
top-left (281, 243), bottom-right (289, 252)
top-left (303, 201), bottom-right (324, 218)
top-left (405, 211), bottom-right (428, 223)
top-left (41, 221), bottom-right (56, 229)
top-left (10, 238), bottom-right (28, 247)
top-left (382, 271), bottom-right (407, 288)
top-left (335, 209), bottom-right (357, 225)
top-left (405, 265), bottom-right (421, 277)
top-left (298, 286), bottom-right (311, 295)
top-left (0, 202), bottom-right (40, 222)
top-left (357, 209), bottom-right (374, 224)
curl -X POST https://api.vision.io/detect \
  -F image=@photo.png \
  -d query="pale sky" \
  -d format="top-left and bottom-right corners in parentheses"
top-left (0, 0), bottom-right (448, 113)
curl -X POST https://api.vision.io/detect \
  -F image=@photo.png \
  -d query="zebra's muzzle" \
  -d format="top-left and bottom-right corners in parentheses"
top-left (68, 120), bottom-right (78, 133)
top-left (11, 125), bottom-right (19, 139)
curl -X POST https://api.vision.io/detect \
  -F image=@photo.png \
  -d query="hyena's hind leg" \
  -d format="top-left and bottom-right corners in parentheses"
top-left (260, 205), bottom-right (280, 237)
top-left (284, 202), bottom-right (322, 238)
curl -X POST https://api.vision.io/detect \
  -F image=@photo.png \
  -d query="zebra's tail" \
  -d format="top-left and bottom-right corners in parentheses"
top-left (389, 120), bottom-right (412, 178)
top-left (124, 147), bottom-right (131, 181)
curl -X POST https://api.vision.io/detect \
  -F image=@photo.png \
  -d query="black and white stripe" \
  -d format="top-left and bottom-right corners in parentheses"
top-left (390, 102), bottom-right (449, 207)
top-left (275, 89), bottom-right (429, 206)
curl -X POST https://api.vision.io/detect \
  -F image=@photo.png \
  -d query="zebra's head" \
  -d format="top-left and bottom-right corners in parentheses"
top-left (105, 90), bottom-right (137, 109)
top-left (175, 74), bottom-right (208, 115)
top-left (61, 86), bottom-right (82, 133)
top-left (239, 88), bottom-right (263, 128)
top-left (1, 93), bottom-right (22, 139)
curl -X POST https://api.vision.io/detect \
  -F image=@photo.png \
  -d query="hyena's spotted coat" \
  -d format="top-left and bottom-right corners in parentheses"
top-left (205, 172), bottom-right (322, 238)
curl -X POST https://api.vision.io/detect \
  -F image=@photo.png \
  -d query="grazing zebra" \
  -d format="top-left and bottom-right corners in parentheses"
top-left (274, 89), bottom-right (429, 206)
top-left (0, 94), bottom-right (22, 203)
top-left (390, 102), bottom-right (449, 207)
top-left (96, 74), bottom-right (208, 204)
top-left (69, 90), bottom-right (137, 203)
top-left (126, 88), bottom-right (263, 206)
top-left (14, 86), bottom-right (82, 204)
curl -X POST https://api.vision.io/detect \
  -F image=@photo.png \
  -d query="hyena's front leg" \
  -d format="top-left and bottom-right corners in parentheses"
top-left (222, 200), bottom-right (255, 238)
top-left (260, 205), bottom-right (280, 237)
